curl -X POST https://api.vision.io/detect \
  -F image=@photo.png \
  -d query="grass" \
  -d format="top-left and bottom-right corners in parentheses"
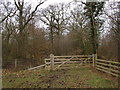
top-left (2, 64), bottom-right (118, 88)
top-left (86, 73), bottom-right (113, 88)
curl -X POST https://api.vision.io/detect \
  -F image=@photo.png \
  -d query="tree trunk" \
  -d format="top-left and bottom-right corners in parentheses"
top-left (57, 24), bottom-right (61, 55)
top-left (117, 2), bottom-right (120, 87)
top-left (57, 33), bottom-right (60, 55)
top-left (17, 3), bottom-right (26, 59)
top-left (17, 33), bottom-right (26, 59)
top-left (90, 16), bottom-right (96, 54)
top-left (50, 26), bottom-right (54, 54)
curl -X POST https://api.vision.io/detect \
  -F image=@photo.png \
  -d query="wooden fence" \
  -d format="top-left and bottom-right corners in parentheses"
top-left (45, 54), bottom-right (93, 70)
top-left (28, 53), bottom-right (120, 77)
top-left (44, 54), bottom-right (120, 77)
top-left (95, 59), bottom-right (120, 77)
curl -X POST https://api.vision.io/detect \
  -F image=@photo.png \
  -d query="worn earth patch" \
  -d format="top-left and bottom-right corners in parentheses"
top-left (2, 65), bottom-right (118, 88)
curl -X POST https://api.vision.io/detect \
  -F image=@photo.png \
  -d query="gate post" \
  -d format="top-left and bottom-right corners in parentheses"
top-left (95, 53), bottom-right (97, 67)
top-left (45, 59), bottom-right (47, 69)
top-left (50, 54), bottom-right (54, 70)
top-left (92, 54), bottom-right (95, 67)
top-left (15, 59), bottom-right (17, 68)
top-left (92, 54), bottom-right (97, 67)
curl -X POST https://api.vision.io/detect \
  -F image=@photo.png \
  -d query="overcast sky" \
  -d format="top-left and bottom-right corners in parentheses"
top-left (29, 0), bottom-right (73, 9)
top-left (2, 0), bottom-right (119, 8)
top-left (40, 0), bottom-right (73, 7)
top-left (1, 0), bottom-right (119, 34)
top-left (2, 0), bottom-right (73, 8)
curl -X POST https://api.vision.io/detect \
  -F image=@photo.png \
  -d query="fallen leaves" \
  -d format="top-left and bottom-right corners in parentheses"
top-left (3, 65), bottom-right (118, 88)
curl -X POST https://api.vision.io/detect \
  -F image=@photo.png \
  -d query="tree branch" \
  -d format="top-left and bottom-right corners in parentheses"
top-left (23, 0), bottom-right (47, 29)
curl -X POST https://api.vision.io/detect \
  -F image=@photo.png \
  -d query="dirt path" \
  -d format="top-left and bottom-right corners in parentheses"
top-left (3, 65), bottom-right (118, 88)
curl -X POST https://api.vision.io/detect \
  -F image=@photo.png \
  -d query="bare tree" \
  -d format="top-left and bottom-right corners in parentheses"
top-left (39, 5), bottom-right (56, 53)
top-left (50, 3), bottom-right (69, 55)
top-left (13, 0), bottom-right (46, 58)
top-left (0, 2), bottom-right (17, 23)
top-left (68, 4), bottom-right (91, 54)
top-left (104, 2), bottom-right (120, 62)
top-left (2, 18), bottom-right (16, 61)
top-left (39, 3), bottom-right (69, 55)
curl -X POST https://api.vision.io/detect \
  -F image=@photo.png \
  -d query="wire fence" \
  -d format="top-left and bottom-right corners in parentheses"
top-left (2, 58), bottom-right (45, 70)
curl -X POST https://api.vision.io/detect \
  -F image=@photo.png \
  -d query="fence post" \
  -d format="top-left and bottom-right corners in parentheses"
top-left (45, 59), bottom-right (47, 69)
top-left (95, 53), bottom-right (97, 67)
top-left (92, 54), bottom-right (95, 67)
top-left (92, 54), bottom-right (97, 67)
top-left (50, 54), bottom-right (54, 70)
top-left (109, 62), bottom-right (111, 74)
top-left (15, 59), bottom-right (17, 68)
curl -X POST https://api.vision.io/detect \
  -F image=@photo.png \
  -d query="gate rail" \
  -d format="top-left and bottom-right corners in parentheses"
top-left (45, 54), bottom-right (93, 70)
top-left (96, 59), bottom-right (120, 77)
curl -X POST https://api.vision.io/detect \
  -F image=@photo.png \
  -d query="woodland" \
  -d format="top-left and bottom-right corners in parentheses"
top-left (0, 0), bottom-right (120, 70)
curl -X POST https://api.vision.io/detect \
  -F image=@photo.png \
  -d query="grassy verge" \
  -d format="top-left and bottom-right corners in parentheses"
top-left (2, 65), bottom-right (118, 88)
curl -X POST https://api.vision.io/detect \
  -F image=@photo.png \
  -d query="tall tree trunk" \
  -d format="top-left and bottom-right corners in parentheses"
top-left (17, 33), bottom-right (26, 59)
top-left (57, 24), bottom-right (61, 55)
top-left (50, 26), bottom-right (54, 54)
top-left (90, 16), bottom-right (96, 54)
top-left (57, 33), bottom-right (60, 55)
top-left (6, 34), bottom-right (11, 59)
top-left (17, 3), bottom-right (26, 59)
top-left (117, 2), bottom-right (120, 63)
top-left (117, 2), bottom-right (120, 87)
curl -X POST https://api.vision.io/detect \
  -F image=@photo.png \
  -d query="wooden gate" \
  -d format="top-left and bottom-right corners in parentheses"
top-left (45, 54), bottom-right (93, 70)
